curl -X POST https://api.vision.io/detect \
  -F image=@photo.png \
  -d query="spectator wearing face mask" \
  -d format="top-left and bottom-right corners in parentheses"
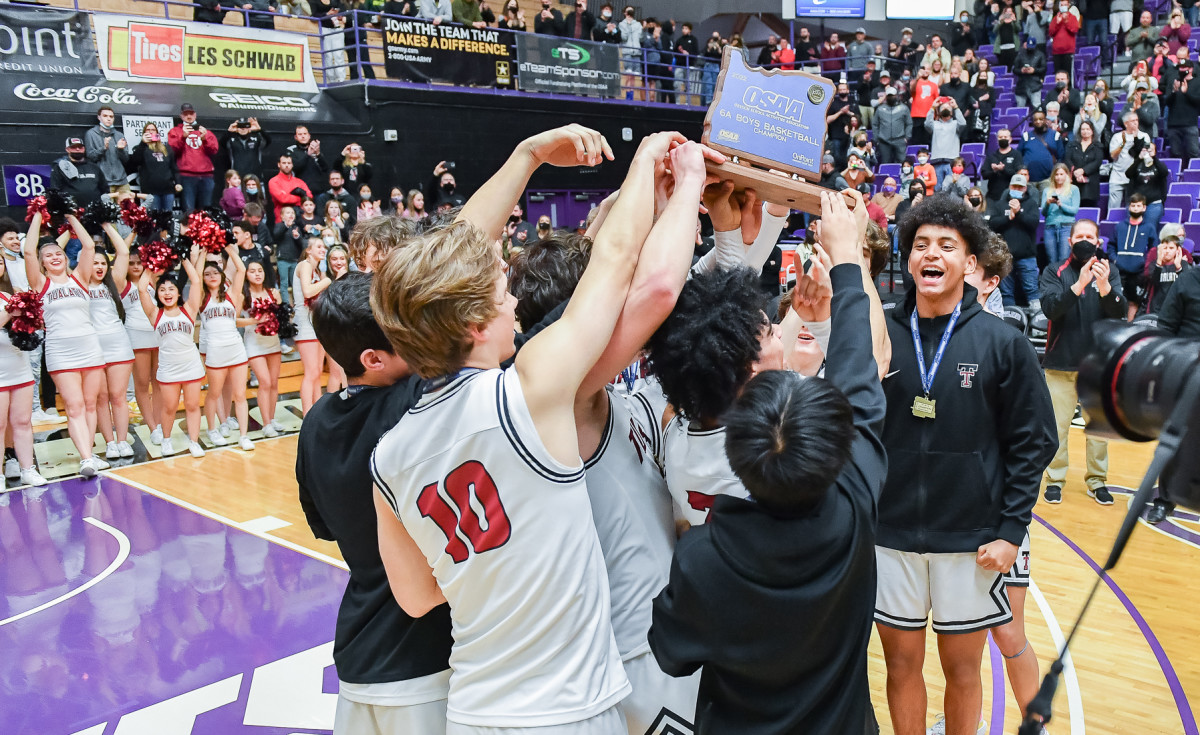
top-left (912, 149), bottom-right (937, 196)
top-left (898, 158), bottom-right (916, 198)
top-left (1018, 112), bottom-right (1064, 190)
top-left (533, 214), bottom-right (554, 240)
top-left (939, 157), bottom-right (973, 198)
top-left (534, 0), bottom-right (565, 34)
top-left (356, 184), bottom-right (382, 221)
top-left (964, 186), bottom-right (987, 214)
top-left (871, 178), bottom-right (903, 224)
top-left (874, 87), bottom-right (911, 164)
top-left (1112, 193), bottom-right (1157, 317)
top-left (222, 117), bottom-right (271, 181)
top-left (1124, 139), bottom-right (1169, 234)
top-left (983, 133), bottom-right (1023, 204)
top-left (834, 153), bottom-right (874, 195)
top-left (565, 0), bottom-right (596, 40)
top-left (1048, 1), bottom-right (1080, 81)
top-left (1013, 37), bottom-right (1047, 109)
top-left (84, 106), bottom-right (130, 193)
top-left (242, 174), bottom-right (269, 222)
top-left (846, 134), bottom-right (876, 171)
top-left (428, 161), bottom-right (466, 211)
top-left (985, 173), bottom-right (1041, 310)
top-left (51, 136), bottom-right (106, 206)
top-left (826, 81), bottom-right (854, 166)
top-left (593, 4), bottom-right (620, 42)
top-left (220, 170), bottom-right (246, 219)
top-left (925, 98), bottom-right (967, 184)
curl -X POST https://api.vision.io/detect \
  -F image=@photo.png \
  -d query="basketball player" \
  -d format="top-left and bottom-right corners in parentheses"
top-left (875, 195), bottom-right (1056, 735)
top-left (370, 130), bottom-right (686, 734)
top-left (649, 190), bottom-right (887, 735)
top-left (506, 140), bottom-right (722, 733)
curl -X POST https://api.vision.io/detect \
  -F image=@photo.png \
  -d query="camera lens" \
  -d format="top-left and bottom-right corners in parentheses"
top-left (1077, 321), bottom-right (1200, 442)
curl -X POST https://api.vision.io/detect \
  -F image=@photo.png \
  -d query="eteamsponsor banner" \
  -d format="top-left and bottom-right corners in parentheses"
top-left (92, 15), bottom-right (317, 93)
top-left (516, 35), bottom-right (620, 98)
top-left (0, 6), bottom-right (100, 77)
top-left (382, 17), bottom-right (513, 87)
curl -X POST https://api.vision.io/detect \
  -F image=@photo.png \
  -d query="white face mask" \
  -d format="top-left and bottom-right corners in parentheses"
top-left (1059, 3), bottom-right (1068, 11)
top-left (323, 236), bottom-right (335, 246)
top-left (918, 156), bottom-right (929, 165)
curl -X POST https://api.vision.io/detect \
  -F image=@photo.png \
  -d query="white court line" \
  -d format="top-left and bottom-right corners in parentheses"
top-left (0, 517), bottom-right (131, 627)
top-left (241, 515), bottom-right (293, 534)
top-left (106, 472), bottom-right (349, 571)
top-left (1029, 579), bottom-right (1086, 734)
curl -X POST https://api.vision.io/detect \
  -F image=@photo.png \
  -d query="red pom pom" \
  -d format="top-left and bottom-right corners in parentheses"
top-left (185, 212), bottom-right (229, 255)
top-left (249, 297), bottom-right (280, 336)
top-left (140, 240), bottom-right (179, 273)
top-left (120, 200), bottom-right (155, 237)
top-left (6, 291), bottom-right (44, 334)
top-left (24, 196), bottom-right (50, 224)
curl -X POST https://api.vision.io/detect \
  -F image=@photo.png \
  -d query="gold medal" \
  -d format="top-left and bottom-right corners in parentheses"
top-left (912, 395), bottom-right (937, 419)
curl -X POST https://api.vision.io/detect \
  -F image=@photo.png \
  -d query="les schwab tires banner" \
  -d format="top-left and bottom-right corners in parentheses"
top-left (91, 15), bottom-right (317, 94)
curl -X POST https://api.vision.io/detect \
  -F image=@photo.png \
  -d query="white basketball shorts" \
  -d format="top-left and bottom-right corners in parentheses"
top-left (874, 546), bottom-right (1013, 635)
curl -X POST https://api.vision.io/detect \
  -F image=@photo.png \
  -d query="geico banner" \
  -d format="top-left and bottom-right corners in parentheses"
top-left (92, 15), bottom-right (317, 93)
top-left (516, 35), bottom-right (620, 98)
top-left (0, 6), bottom-right (100, 77)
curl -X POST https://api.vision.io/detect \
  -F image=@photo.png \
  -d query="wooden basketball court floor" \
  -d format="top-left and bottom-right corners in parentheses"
top-left (1, 423), bottom-right (1197, 734)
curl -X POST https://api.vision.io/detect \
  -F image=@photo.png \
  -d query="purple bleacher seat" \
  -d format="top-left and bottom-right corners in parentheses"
top-left (1078, 207), bottom-right (1101, 222)
top-left (1167, 194), bottom-right (1191, 213)
top-left (1110, 207), bottom-right (1126, 222)
top-left (1183, 170), bottom-right (1200, 183)
top-left (1187, 158), bottom-right (1200, 170)
top-left (980, 44), bottom-right (994, 55)
top-left (878, 163), bottom-right (901, 179)
top-left (1183, 238), bottom-right (1195, 254)
top-left (1099, 220), bottom-right (1118, 242)
top-left (1078, 46), bottom-right (1100, 57)
top-left (906, 145), bottom-right (924, 157)
top-left (1163, 208), bottom-right (1183, 224)
top-left (1162, 158), bottom-right (1182, 179)
top-left (1009, 107), bottom-right (1029, 119)
top-left (1100, 182), bottom-right (1110, 197)
top-left (962, 143), bottom-right (985, 158)
top-left (1189, 210), bottom-right (1200, 224)
top-left (994, 66), bottom-right (1008, 75)
top-left (1169, 182), bottom-right (1200, 199)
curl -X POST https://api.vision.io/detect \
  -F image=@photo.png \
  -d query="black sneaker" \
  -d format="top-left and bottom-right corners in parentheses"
top-left (1088, 486), bottom-right (1114, 505)
top-left (1146, 500), bottom-right (1171, 525)
top-left (1044, 485), bottom-right (1063, 504)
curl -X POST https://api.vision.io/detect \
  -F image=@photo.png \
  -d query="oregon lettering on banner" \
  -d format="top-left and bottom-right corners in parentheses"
top-left (92, 15), bottom-right (317, 93)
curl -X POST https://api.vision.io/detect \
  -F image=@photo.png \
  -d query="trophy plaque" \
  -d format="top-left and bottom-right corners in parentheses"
top-left (702, 47), bottom-right (855, 214)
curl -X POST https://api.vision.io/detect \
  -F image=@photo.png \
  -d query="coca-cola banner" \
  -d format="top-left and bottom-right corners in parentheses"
top-left (0, 6), bottom-right (100, 77)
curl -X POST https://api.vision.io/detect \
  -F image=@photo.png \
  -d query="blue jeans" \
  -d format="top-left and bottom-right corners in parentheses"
top-left (933, 161), bottom-right (953, 189)
top-left (148, 192), bottom-right (175, 213)
top-left (179, 175), bottom-right (214, 212)
top-left (1144, 200), bottom-right (1164, 235)
top-left (277, 259), bottom-right (298, 304)
top-left (1045, 223), bottom-right (1072, 263)
top-left (1000, 256), bottom-right (1041, 307)
top-left (701, 62), bottom-right (719, 105)
top-left (1085, 19), bottom-right (1107, 47)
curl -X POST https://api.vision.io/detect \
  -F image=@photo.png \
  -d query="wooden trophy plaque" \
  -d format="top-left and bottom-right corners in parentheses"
top-left (702, 47), bottom-right (854, 214)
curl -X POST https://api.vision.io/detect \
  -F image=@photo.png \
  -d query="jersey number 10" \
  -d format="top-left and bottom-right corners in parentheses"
top-left (418, 461), bottom-right (513, 563)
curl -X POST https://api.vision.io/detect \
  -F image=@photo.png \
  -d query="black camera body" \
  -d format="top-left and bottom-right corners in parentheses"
top-left (1078, 321), bottom-right (1200, 510)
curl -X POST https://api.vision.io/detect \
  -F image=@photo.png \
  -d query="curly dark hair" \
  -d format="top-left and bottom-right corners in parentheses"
top-left (507, 234), bottom-right (592, 331)
top-left (897, 194), bottom-right (991, 263)
top-left (645, 267), bottom-right (770, 423)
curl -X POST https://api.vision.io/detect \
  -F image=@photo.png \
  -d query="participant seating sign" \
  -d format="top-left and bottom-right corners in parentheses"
top-left (516, 35), bottom-right (621, 98)
top-left (92, 15), bottom-right (317, 93)
top-left (382, 17), bottom-right (514, 87)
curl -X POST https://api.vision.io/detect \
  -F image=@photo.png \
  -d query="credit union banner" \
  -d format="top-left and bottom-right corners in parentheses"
top-left (92, 15), bottom-right (317, 94)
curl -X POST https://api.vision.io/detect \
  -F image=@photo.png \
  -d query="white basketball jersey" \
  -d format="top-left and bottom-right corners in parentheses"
top-left (583, 388), bottom-right (676, 660)
top-left (370, 367), bottom-right (630, 728)
top-left (662, 416), bottom-right (751, 527)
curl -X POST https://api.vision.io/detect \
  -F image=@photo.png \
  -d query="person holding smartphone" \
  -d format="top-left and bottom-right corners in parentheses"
top-left (167, 103), bottom-right (219, 211)
top-left (128, 122), bottom-right (179, 213)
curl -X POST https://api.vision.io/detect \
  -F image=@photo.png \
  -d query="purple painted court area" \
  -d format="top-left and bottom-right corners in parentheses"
top-left (0, 476), bottom-right (345, 735)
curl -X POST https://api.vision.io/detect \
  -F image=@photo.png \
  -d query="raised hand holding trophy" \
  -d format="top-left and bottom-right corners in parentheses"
top-left (702, 47), bottom-right (856, 214)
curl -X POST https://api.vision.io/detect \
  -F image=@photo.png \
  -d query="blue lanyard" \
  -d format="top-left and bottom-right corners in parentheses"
top-left (423, 367), bottom-right (483, 394)
top-left (910, 304), bottom-right (961, 398)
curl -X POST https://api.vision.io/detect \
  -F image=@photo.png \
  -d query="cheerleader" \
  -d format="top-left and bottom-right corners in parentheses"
top-left (323, 244), bottom-right (350, 394)
top-left (87, 223), bottom-right (136, 460)
top-left (23, 212), bottom-right (108, 477)
top-left (293, 236), bottom-right (331, 415)
top-left (199, 244), bottom-right (253, 451)
top-left (135, 249), bottom-right (206, 458)
top-left (240, 259), bottom-right (283, 437)
top-left (0, 253), bottom-right (47, 486)
top-left (123, 245), bottom-right (162, 444)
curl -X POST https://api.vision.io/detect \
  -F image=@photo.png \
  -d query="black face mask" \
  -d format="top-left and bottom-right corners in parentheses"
top-left (1071, 240), bottom-right (1098, 263)
top-left (68, 151), bottom-right (85, 162)
top-left (886, 95), bottom-right (897, 105)
top-left (997, 138), bottom-right (1011, 148)
top-left (968, 196), bottom-right (983, 206)
top-left (442, 182), bottom-right (455, 194)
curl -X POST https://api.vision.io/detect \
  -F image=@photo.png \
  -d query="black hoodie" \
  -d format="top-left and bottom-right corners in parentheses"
top-left (1158, 265), bottom-right (1200, 338)
top-left (879, 285), bottom-right (1056, 553)
top-left (1039, 253), bottom-right (1127, 370)
top-left (649, 264), bottom-right (887, 735)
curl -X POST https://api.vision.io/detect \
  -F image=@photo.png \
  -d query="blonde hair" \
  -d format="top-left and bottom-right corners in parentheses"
top-left (371, 220), bottom-right (500, 378)
top-left (348, 214), bottom-right (418, 269)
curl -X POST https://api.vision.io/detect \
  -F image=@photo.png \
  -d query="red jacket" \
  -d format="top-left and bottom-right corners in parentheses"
top-left (1048, 12), bottom-right (1079, 55)
top-left (268, 173), bottom-right (312, 221)
top-left (167, 124), bottom-right (219, 177)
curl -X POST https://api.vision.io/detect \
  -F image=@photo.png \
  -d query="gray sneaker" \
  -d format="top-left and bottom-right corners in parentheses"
top-left (1088, 486), bottom-right (1114, 505)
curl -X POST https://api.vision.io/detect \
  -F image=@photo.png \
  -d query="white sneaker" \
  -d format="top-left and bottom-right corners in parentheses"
top-left (150, 426), bottom-right (164, 445)
top-left (106, 441), bottom-right (121, 460)
top-left (161, 438), bottom-right (175, 456)
top-left (281, 343), bottom-right (295, 355)
top-left (249, 374), bottom-right (259, 388)
top-left (270, 419), bottom-right (286, 433)
top-left (32, 409), bottom-right (67, 425)
top-left (219, 423), bottom-right (231, 438)
top-left (261, 423), bottom-right (279, 438)
top-left (93, 457), bottom-right (110, 470)
top-left (118, 441), bottom-right (134, 458)
top-left (4, 458), bottom-right (19, 479)
top-left (926, 716), bottom-right (988, 735)
top-left (78, 457), bottom-right (97, 477)
top-left (207, 429), bottom-right (227, 447)
top-left (20, 467), bottom-right (47, 486)
top-left (225, 416), bottom-right (239, 431)
top-left (238, 436), bottom-right (254, 451)
top-left (188, 441), bottom-right (206, 458)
